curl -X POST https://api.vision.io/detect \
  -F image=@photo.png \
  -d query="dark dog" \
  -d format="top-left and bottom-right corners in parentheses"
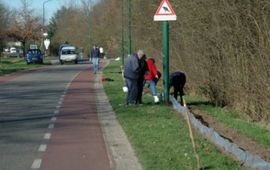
top-left (169, 71), bottom-right (186, 106)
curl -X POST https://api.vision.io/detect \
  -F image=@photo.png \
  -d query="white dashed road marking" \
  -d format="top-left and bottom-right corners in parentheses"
top-left (31, 159), bottom-right (42, 169)
top-left (44, 133), bottom-right (51, 140)
top-left (54, 110), bottom-right (59, 115)
top-left (48, 124), bottom-right (54, 129)
top-left (38, 144), bottom-right (47, 152)
top-left (51, 117), bottom-right (57, 122)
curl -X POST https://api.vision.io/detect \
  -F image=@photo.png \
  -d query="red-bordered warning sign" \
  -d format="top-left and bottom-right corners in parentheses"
top-left (154, 0), bottom-right (177, 21)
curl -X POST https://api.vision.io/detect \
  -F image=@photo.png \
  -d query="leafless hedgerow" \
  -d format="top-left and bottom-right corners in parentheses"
top-left (48, 0), bottom-right (270, 121)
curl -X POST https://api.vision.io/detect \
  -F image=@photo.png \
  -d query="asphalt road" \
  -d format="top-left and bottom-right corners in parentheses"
top-left (0, 64), bottom-right (109, 170)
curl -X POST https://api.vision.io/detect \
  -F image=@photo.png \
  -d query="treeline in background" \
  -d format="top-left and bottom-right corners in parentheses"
top-left (1, 0), bottom-right (270, 122)
top-left (89, 0), bottom-right (270, 122)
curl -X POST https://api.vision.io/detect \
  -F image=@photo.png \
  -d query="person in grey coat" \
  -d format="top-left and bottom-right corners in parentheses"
top-left (124, 50), bottom-right (145, 105)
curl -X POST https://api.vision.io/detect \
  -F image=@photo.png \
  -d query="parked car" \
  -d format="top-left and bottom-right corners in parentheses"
top-left (59, 46), bottom-right (78, 64)
top-left (25, 49), bottom-right (44, 64)
top-left (9, 47), bottom-right (19, 57)
top-left (2, 48), bottom-right (9, 56)
top-left (3, 48), bottom-right (9, 53)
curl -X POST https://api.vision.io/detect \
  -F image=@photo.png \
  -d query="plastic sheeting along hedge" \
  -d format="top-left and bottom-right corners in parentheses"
top-left (170, 96), bottom-right (270, 170)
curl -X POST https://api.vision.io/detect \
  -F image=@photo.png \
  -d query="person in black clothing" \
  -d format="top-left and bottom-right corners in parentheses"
top-left (169, 71), bottom-right (186, 106)
top-left (136, 54), bottom-right (148, 104)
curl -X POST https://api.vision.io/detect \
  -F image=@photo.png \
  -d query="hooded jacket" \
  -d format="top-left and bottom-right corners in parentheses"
top-left (144, 58), bottom-right (160, 80)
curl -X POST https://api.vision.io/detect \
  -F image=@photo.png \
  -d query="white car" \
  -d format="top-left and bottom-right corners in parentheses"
top-left (9, 47), bottom-right (18, 57)
top-left (59, 46), bottom-right (78, 64)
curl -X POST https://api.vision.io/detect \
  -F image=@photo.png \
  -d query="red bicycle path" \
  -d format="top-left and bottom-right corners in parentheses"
top-left (40, 67), bottom-right (111, 170)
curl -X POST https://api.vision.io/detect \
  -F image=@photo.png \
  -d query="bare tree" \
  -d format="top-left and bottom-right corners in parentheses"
top-left (81, 0), bottom-right (92, 56)
top-left (0, 2), bottom-right (10, 53)
top-left (6, 0), bottom-right (42, 57)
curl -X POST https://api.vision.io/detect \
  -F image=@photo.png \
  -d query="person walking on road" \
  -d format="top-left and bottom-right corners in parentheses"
top-left (91, 44), bottom-right (101, 74)
top-left (169, 71), bottom-right (186, 106)
top-left (144, 58), bottom-right (161, 104)
top-left (124, 50), bottom-right (145, 105)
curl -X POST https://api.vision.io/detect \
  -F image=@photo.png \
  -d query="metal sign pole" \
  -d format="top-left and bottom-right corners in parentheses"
top-left (121, 0), bottom-right (125, 67)
top-left (163, 21), bottom-right (170, 103)
top-left (154, 0), bottom-right (176, 103)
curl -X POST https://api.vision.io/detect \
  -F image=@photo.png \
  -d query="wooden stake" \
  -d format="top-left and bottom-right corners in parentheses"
top-left (121, 65), bottom-right (125, 82)
top-left (183, 98), bottom-right (201, 169)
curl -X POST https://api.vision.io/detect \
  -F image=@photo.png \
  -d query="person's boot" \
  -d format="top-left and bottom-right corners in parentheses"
top-left (154, 96), bottom-right (160, 103)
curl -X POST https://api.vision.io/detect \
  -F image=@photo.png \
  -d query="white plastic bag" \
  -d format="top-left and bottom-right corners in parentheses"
top-left (122, 86), bottom-right (128, 93)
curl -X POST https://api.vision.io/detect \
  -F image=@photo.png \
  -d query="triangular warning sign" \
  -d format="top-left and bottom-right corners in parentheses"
top-left (154, 0), bottom-right (177, 21)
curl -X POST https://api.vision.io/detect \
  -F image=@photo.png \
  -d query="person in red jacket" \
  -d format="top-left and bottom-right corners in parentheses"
top-left (144, 58), bottom-right (161, 103)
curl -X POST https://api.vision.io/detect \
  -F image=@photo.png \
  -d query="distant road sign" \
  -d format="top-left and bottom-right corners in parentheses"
top-left (30, 44), bottom-right (38, 50)
top-left (44, 39), bottom-right (50, 50)
top-left (154, 0), bottom-right (177, 21)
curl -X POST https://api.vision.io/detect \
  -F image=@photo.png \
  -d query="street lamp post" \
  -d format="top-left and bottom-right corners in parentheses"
top-left (121, 0), bottom-right (125, 67)
top-left (43, 0), bottom-right (53, 27)
top-left (88, 1), bottom-right (92, 55)
top-left (128, 0), bottom-right (131, 55)
top-left (42, 0), bottom-right (53, 51)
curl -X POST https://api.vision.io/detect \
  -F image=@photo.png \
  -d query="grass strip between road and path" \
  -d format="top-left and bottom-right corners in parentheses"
top-left (185, 96), bottom-right (270, 151)
top-left (102, 60), bottom-right (243, 170)
top-left (0, 57), bottom-right (51, 76)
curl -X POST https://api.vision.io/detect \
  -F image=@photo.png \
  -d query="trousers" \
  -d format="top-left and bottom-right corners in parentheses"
top-left (126, 78), bottom-right (138, 105)
top-left (92, 58), bottom-right (99, 73)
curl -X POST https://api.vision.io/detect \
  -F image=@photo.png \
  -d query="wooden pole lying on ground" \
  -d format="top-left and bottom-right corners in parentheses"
top-left (183, 98), bottom-right (201, 170)
top-left (121, 66), bottom-right (125, 82)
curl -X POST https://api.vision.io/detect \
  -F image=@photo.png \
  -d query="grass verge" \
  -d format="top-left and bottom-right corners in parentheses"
top-left (0, 57), bottom-right (50, 76)
top-left (103, 60), bottom-right (243, 170)
top-left (185, 96), bottom-right (270, 150)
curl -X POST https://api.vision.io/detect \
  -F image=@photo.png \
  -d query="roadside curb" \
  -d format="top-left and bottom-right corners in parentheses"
top-left (95, 60), bottom-right (143, 170)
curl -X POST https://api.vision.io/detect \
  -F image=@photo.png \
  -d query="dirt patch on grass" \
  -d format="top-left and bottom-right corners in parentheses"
top-left (189, 106), bottom-right (270, 163)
